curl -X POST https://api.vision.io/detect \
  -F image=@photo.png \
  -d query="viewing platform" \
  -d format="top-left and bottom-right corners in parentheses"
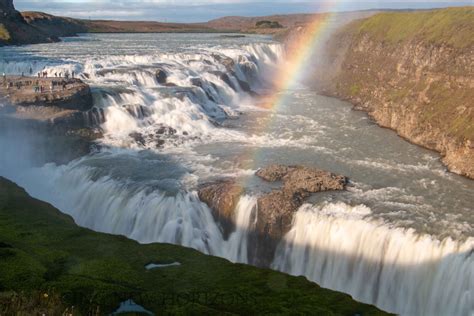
top-left (0, 75), bottom-right (93, 112)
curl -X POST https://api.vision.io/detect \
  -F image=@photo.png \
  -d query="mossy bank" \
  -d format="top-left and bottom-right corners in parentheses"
top-left (0, 177), bottom-right (389, 315)
top-left (301, 7), bottom-right (474, 178)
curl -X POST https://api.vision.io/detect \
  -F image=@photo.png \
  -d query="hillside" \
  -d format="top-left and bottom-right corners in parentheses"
top-left (2, 0), bottom-right (379, 45)
top-left (204, 11), bottom-right (379, 34)
top-left (21, 11), bottom-right (88, 37)
top-left (296, 7), bottom-right (474, 178)
top-left (0, 0), bottom-right (54, 45)
top-left (81, 19), bottom-right (214, 33)
top-left (0, 177), bottom-right (389, 315)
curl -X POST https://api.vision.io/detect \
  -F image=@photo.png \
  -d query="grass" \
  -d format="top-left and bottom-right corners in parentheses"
top-left (333, 7), bottom-right (474, 144)
top-left (0, 177), bottom-right (390, 315)
top-left (357, 7), bottom-right (474, 48)
top-left (349, 84), bottom-right (361, 96)
top-left (0, 23), bottom-right (11, 42)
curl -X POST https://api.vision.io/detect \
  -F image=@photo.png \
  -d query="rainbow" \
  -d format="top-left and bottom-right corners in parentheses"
top-left (236, 2), bottom-right (341, 175)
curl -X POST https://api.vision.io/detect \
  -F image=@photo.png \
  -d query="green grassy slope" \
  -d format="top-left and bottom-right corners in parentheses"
top-left (321, 7), bottom-right (474, 177)
top-left (0, 24), bottom-right (11, 41)
top-left (0, 177), bottom-right (389, 315)
top-left (356, 7), bottom-right (474, 48)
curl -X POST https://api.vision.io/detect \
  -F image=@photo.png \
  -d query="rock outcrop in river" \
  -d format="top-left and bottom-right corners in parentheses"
top-left (0, 76), bottom-right (99, 164)
top-left (198, 165), bottom-right (347, 266)
top-left (287, 7), bottom-right (474, 179)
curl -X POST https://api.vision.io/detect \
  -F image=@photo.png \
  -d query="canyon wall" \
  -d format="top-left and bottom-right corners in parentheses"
top-left (301, 7), bottom-right (474, 178)
top-left (0, 0), bottom-right (52, 45)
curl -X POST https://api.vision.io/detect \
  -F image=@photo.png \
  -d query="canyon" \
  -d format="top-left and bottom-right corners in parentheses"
top-left (290, 7), bottom-right (474, 178)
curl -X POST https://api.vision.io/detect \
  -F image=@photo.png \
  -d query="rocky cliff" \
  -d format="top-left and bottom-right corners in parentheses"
top-left (199, 165), bottom-right (347, 266)
top-left (21, 11), bottom-right (88, 38)
top-left (0, 0), bottom-right (92, 46)
top-left (297, 7), bottom-right (474, 178)
top-left (0, 0), bottom-right (56, 45)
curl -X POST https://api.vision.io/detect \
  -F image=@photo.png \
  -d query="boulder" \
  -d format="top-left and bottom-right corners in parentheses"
top-left (198, 180), bottom-right (243, 238)
top-left (129, 132), bottom-right (146, 146)
top-left (212, 54), bottom-right (235, 72)
top-left (255, 164), bottom-right (293, 182)
top-left (256, 164), bottom-right (347, 194)
top-left (155, 69), bottom-right (168, 84)
top-left (155, 125), bottom-right (177, 136)
top-left (199, 164), bottom-right (348, 267)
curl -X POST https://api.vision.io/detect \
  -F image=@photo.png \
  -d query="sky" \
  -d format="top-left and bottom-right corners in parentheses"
top-left (14, 1), bottom-right (474, 22)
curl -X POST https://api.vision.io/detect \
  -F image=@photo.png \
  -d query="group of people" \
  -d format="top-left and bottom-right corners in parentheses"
top-left (37, 70), bottom-right (75, 80)
top-left (1, 72), bottom-right (71, 94)
top-left (33, 80), bottom-right (69, 93)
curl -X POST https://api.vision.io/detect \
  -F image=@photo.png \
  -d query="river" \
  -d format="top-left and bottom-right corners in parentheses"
top-left (0, 33), bottom-right (472, 315)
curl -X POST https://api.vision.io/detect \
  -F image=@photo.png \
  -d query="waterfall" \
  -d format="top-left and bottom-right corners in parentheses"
top-left (223, 195), bottom-right (258, 263)
top-left (272, 202), bottom-right (474, 315)
top-left (1, 34), bottom-right (472, 316)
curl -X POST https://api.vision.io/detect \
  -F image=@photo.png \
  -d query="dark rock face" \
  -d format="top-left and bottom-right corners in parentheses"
top-left (155, 69), bottom-right (168, 84)
top-left (0, 0), bottom-right (15, 15)
top-left (198, 180), bottom-right (243, 238)
top-left (156, 125), bottom-right (176, 136)
top-left (129, 132), bottom-right (146, 146)
top-left (252, 164), bottom-right (347, 266)
top-left (212, 54), bottom-right (235, 72)
top-left (21, 12), bottom-right (88, 38)
top-left (198, 164), bottom-right (347, 266)
top-left (0, 2), bottom-right (86, 46)
top-left (0, 0), bottom-right (52, 46)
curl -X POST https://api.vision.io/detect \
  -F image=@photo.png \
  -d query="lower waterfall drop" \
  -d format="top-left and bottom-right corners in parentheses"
top-left (272, 202), bottom-right (474, 316)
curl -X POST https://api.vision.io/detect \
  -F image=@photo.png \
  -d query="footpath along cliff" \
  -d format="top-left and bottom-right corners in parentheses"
top-left (286, 7), bottom-right (474, 178)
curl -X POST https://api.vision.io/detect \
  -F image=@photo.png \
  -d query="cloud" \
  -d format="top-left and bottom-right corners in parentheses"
top-left (13, 1), bottom-right (474, 22)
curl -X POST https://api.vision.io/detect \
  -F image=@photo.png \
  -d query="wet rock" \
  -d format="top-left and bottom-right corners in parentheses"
top-left (66, 128), bottom-right (103, 140)
top-left (212, 54), bottom-right (235, 72)
top-left (237, 78), bottom-right (252, 93)
top-left (198, 180), bottom-right (243, 238)
top-left (190, 78), bottom-right (217, 103)
top-left (199, 164), bottom-right (348, 267)
top-left (155, 139), bottom-right (165, 148)
top-left (129, 132), bottom-right (146, 146)
top-left (190, 78), bottom-right (204, 88)
top-left (1, 77), bottom-right (93, 112)
top-left (257, 164), bottom-right (347, 194)
top-left (254, 189), bottom-right (300, 243)
top-left (155, 69), bottom-right (168, 84)
top-left (155, 125), bottom-right (177, 136)
top-left (210, 71), bottom-right (237, 91)
top-left (255, 164), bottom-right (294, 182)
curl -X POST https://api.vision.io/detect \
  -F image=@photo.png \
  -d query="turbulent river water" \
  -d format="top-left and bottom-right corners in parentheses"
top-left (0, 33), bottom-right (472, 316)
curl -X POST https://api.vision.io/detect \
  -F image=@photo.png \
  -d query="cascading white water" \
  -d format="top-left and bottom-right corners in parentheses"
top-left (1, 33), bottom-right (473, 315)
top-left (222, 196), bottom-right (258, 263)
top-left (272, 202), bottom-right (474, 315)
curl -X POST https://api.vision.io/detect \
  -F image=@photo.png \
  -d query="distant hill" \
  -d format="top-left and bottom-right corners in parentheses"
top-left (21, 11), bottom-right (88, 37)
top-left (79, 19), bottom-right (215, 33)
top-left (1, 0), bottom-right (380, 46)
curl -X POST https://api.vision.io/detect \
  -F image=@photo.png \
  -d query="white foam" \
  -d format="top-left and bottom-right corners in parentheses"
top-left (273, 202), bottom-right (474, 315)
